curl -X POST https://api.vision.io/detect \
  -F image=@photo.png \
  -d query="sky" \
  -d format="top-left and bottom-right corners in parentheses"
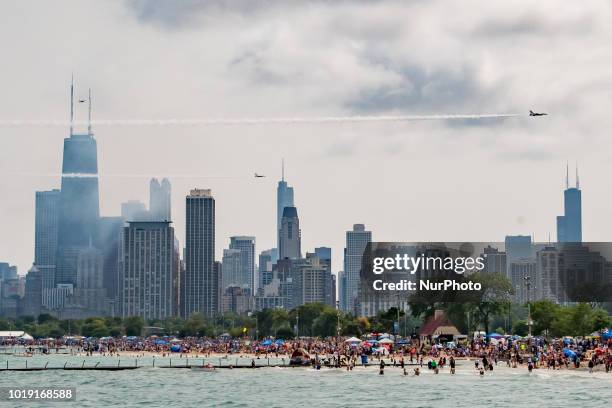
top-left (1, 0), bottom-right (612, 276)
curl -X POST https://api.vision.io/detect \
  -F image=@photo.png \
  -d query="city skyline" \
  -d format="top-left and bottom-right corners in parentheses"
top-left (3, 1), bottom-right (612, 280)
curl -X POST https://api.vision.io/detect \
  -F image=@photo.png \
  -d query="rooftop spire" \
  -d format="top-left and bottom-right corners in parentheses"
top-left (576, 163), bottom-right (580, 189)
top-left (282, 158), bottom-right (285, 182)
top-left (70, 74), bottom-right (74, 137)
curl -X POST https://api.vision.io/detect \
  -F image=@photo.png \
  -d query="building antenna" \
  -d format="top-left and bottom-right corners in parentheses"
top-left (576, 162), bottom-right (579, 189)
top-left (87, 88), bottom-right (92, 136)
top-left (70, 74), bottom-right (74, 137)
top-left (282, 158), bottom-right (285, 182)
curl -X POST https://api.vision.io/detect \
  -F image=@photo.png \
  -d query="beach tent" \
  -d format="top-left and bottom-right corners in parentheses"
top-left (344, 337), bottom-right (362, 343)
top-left (20, 333), bottom-right (33, 340)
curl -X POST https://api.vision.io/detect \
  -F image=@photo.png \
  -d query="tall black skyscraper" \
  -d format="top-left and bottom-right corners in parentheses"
top-left (35, 189), bottom-right (60, 289)
top-left (276, 160), bottom-right (294, 255)
top-left (557, 165), bottom-right (582, 243)
top-left (184, 189), bottom-right (217, 317)
top-left (56, 82), bottom-right (100, 286)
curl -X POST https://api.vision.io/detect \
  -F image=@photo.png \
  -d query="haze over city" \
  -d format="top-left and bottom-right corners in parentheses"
top-left (2, 0), bottom-right (612, 276)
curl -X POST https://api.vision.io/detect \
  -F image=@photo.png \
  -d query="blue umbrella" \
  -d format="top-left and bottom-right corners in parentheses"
top-left (275, 339), bottom-right (285, 345)
top-left (261, 339), bottom-right (273, 346)
top-left (170, 344), bottom-right (181, 352)
top-left (488, 333), bottom-right (503, 339)
top-left (602, 328), bottom-right (612, 340)
top-left (562, 348), bottom-right (576, 358)
top-left (155, 339), bottom-right (168, 345)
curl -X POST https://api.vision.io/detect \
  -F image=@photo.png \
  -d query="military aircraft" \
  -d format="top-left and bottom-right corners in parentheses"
top-left (78, 99), bottom-right (87, 103)
top-left (529, 110), bottom-right (548, 116)
top-left (254, 173), bottom-right (265, 178)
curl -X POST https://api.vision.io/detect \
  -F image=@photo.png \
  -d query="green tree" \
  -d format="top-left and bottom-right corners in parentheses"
top-left (530, 300), bottom-right (560, 335)
top-left (275, 325), bottom-right (295, 339)
top-left (124, 316), bottom-right (145, 337)
top-left (512, 320), bottom-right (528, 336)
top-left (312, 309), bottom-right (340, 337)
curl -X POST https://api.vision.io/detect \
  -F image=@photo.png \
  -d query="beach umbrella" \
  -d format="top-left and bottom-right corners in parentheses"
top-left (154, 339), bottom-right (168, 345)
top-left (562, 348), bottom-right (576, 358)
top-left (344, 337), bottom-right (362, 343)
top-left (602, 328), bottom-right (612, 340)
top-left (275, 339), bottom-right (285, 345)
top-left (379, 338), bottom-right (394, 344)
top-left (261, 339), bottom-right (273, 346)
top-left (170, 344), bottom-right (181, 353)
top-left (488, 333), bottom-right (503, 339)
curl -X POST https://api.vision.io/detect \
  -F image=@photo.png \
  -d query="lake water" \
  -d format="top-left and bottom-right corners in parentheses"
top-left (1, 354), bottom-right (611, 407)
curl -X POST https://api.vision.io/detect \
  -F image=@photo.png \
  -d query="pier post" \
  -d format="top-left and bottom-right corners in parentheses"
top-left (82, 360), bottom-right (85, 368)
top-left (135, 359), bottom-right (137, 368)
top-left (186, 358), bottom-right (188, 368)
top-left (118, 360), bottom-right (121, 368)
top-left (25, 361), bottom-right (27, 369)
top-left (153, 358), bottom-right (155, 367)
top-left (170, 359), bottom-right (172, 367)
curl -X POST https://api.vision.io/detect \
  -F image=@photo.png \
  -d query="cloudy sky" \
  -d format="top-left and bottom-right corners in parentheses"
top-left (1, 1), bottom-right (612, 275)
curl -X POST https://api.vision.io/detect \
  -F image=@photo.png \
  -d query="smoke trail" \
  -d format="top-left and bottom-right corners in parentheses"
top-left (0, 113), bottom-right (520, 127)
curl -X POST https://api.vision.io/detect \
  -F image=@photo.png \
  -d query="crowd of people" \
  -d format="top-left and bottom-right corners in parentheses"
top-left (2, 333), bottom-right (611, 373)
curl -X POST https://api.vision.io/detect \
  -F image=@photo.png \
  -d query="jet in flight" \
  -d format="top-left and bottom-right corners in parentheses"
top-left (78, 99), bottom-right (87, 103)
top-left (529, 110), bottom-right (548, 117)
top-left (254, 173), bottom-right (266, 178)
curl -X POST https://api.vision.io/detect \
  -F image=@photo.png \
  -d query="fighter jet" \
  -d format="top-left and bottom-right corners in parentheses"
top-left (254, 173), bottom-right (266, 178)
top-left (529, 110), bottom-right (548, 117)
top-left (78, 99), bottom-right (87, 103)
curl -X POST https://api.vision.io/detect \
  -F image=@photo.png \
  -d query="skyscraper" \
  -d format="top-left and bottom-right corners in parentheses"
top-left (119, 221), bottom-right (177, 319)
top-left (221, 248), bottom-right (243, 290)
top-left (35, 189), bottom-right (60, 289)
top-left (184, 189), bottom-right (217, 318)
top-left (557, 165), bottom-right (582, 243)
top-left (344, 224), bottom-right (371, 312)
top-left (121, 200), bottom-right (147, 222)
top-left (258, 249), bottom-right (275, 289)
top-left (150, 178), bottom-right (172, 221)
top-left (229, 236), bottom-right (256, 291)
top-left (277, 160), bottom-right (294, 254)
top-left (56, 82), bottom-right (100, 286)
top-left (279, 207), bottom-right (301, 260)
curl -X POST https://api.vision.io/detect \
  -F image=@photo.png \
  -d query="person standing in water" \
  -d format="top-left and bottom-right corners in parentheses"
top-left (379, 359), bottom-right (385, 375)
top-left (450, 356), bottom-right (456, 374)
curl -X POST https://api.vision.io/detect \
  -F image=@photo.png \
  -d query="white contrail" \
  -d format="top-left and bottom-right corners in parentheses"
top-left (9, 173), bottom-right (241, 179)
top-left (0, 113), bottom-right (520, 127)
